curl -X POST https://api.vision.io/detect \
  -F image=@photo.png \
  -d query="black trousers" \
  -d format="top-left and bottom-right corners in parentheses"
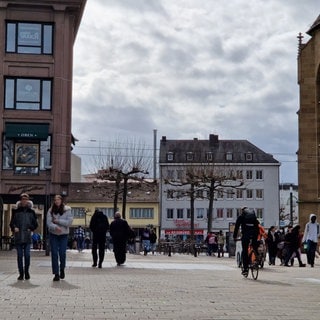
top-left (91, 234), bottom-right (106, 265)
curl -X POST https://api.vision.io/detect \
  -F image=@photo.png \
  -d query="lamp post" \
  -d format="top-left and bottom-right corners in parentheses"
top-left (289, 185), bottom-right (293, 226)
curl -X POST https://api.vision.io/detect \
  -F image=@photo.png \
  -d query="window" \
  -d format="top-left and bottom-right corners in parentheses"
top-left (167, 208), bottom-right (174, 219)
top-left (246, 189), bottom-right (253, 199)
top-left (246, 152), bottom-right (253, 161)
top-left (177, 169), bottom-right (184, 180)
top-left (167, 152), bottom-right (174, 161)
top-left (186, 152), bottom-right (194, 161)
top-left (196, 189), bottom-right (204, 199)
top-left (5, 77), bottom-right (52, 110)
top-left (217, 189), bottom-right (223, 199)
top-left (217, 208), bottom-right (224, 219)
top-left (226, 152), bottom-right (233, 161)
top-left (2, 136), bottom-right (51, 174)
top-left (236, 170), bottom-right (243, 179)
top-left (256, 189), bottom-right (263, 199)
top-left (166, 190), bottom-right (174, 200)
top-left (95, 207), bottom-right (116, 219)
top-left (166, 170), bottom-right (174, 179)
top-left (226, 189), bottom-right (233, 199)
top-left (256, 208), bottom-right (263, 221)
top-left (256, 170), bottom-right (263, 180)
top-left (177, 208), bottom-right (184, 219)
top-left (6, 21), bottom-right (53, 54)
top-left (186, 208), bottom-right (191, 219)
top-left (176, 190), bottom-right (185, 199)
top-left (206, 152), bottom-right (213, 161)
top-left (71, 207), bottom-right (86, 218)
top-left (196, 208), bottom-right (205, 219)
top-left (236, 208), bottom-right (242, 218)
top-left (130, 208), bottom-right (154, 219)
top-left (236, 189), bottom-right (243, 199)
top-left (246, 170), bottom-right (253, 180)
top-left (226, 208), bottom-right (233, 219)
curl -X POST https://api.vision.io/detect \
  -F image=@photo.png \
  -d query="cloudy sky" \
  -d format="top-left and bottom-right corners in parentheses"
top-left (71, 0), bottom-right (320, 183)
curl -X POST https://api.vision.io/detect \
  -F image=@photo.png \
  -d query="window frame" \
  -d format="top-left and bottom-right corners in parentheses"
top-left (4, 77), bottom-right (52, 110)
top-left (6, 21), bottom-right (54, 55)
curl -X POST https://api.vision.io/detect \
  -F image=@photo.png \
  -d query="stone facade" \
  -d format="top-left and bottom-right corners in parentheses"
top-left (297, 14), bottom-right (320, 227)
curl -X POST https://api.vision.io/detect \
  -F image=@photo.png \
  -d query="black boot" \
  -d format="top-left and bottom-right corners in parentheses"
top-left (53, 274), bottom-right (60, 281)
top-left (17, 272), bottom-right (24, 280)
top-left (25, 270), bottom-right (30, 280)
top-left (60, 269), bottom-right (65, 279)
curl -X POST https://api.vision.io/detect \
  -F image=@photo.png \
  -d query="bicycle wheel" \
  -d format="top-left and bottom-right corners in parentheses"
top-left (249, 251), bottom-right (259, 280)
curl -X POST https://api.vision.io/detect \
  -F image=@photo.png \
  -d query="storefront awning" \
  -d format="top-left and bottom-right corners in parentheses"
top-left (5, 123), bottom-right (49, 140)
top-left (165, 230), bottom-right (204, 235)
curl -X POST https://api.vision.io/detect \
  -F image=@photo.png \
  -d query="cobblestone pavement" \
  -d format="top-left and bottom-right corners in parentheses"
top-left (0, 249), bottom-right (319, 320)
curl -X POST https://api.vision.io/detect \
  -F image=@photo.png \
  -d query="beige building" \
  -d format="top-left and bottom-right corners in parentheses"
top-left (0, 0), bottom-right (87, 245)
top-left (297, 14), bottom-right (320, 227)
top-left (67, 180), bottom-right (160, 239)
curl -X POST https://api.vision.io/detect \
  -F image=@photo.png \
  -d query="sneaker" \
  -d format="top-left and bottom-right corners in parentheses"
top-left (60, 269), bottom-right (65, 279)
top-left (53, 274), bottom-right (60, 281)
top-left (241, 269), bottom-right (248, 276)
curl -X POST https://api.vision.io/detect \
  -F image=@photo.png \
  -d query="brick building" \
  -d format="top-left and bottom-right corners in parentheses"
top-left (0, 0), bottom-right (87, 245)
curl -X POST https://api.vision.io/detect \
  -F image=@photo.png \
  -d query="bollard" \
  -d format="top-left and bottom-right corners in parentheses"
top-left (194, 244), bottom-right (197, 257)
top-left (168, 244), bottom-right (171, 257)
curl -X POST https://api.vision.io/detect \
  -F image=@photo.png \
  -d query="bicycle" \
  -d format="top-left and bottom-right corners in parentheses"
top-left (241, 240), bottom-right (259, 280)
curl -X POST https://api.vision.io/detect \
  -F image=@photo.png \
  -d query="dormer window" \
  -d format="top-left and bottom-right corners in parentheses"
top-left (167, 152), bottom-right (174, 161)
top-left (206, 152), bottom-right (213, 161)
top-left (186, 152), bottom-right (194, 161)
top-left (226, 152), bottom-right (233, 161)
top-left (246, 152), bottom-right (253, 161)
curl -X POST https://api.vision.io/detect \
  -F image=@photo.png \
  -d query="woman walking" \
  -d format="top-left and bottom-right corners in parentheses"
top-left (47, 195), bottom-right (73, 281)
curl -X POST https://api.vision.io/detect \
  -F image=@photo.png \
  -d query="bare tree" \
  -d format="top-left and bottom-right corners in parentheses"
top-left (92, 138), bottom-right (152, 219)
top-left (164, 164), bottom-right (244, 238)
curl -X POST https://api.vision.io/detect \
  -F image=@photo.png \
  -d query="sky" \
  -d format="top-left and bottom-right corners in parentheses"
top-left (71, 0), bottom-right (320, 184)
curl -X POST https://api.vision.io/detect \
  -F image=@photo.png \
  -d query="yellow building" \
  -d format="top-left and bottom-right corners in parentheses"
top-left (67, 181), bottom-right (159, 239)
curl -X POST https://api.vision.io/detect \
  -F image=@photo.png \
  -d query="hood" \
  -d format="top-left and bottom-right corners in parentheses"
top-left (309, 213), bottom-right (317, 221)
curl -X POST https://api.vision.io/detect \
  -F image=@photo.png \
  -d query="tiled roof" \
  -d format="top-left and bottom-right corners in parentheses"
top-left (159, 135), bottom-right (279, 164)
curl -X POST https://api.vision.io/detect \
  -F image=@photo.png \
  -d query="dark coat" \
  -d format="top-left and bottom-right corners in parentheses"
top-left (110, 218), bottom-right (133, 244)
top-left (10, 205), bottom-right (38, 245)
top-left (89, 211), bottom-right (109, 238)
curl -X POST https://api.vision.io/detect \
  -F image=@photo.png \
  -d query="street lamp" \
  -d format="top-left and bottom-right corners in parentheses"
top-left (289, 184), bottom-right (293, 226)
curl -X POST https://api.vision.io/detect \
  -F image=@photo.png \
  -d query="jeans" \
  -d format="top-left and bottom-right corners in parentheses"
top-left (306, 240), bottom-right (317, 266)
top-left (16, 243), bottom-right (31, 274)
top-left (50, 233), bottom-right (68, 275)
top-left (76, 237), bottom-right (84, 251)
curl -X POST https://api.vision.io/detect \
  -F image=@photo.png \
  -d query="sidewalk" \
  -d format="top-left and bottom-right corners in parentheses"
top-left (0, 249), bottom-right (319, 320)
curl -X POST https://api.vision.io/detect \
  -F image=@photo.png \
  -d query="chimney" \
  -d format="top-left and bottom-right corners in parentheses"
top-left (209, 134), bottom-right (218, 145)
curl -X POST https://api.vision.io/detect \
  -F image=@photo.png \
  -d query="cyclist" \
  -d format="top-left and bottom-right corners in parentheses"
top-left (233, 207), bottom-right (260, 276)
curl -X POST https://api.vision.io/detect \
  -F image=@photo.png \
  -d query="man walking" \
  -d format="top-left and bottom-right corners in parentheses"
top-left (10, 193), bottom-right (38, 280)
top-left (89, 210), bottom-right (109, 268)
top-left (302, 214), bottom-right (320, 267)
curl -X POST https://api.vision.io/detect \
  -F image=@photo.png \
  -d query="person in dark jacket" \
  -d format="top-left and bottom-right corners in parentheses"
top-left (10, 193), bottom-right (38, 280)
top-left (110, 212), bottom-right (134, 266)
top-left (233, 207), bottom-right (259, 276)
top-left (266, 226), bottom-right (279, 265)
top-left (89, 210), bottom-right (109, 268)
